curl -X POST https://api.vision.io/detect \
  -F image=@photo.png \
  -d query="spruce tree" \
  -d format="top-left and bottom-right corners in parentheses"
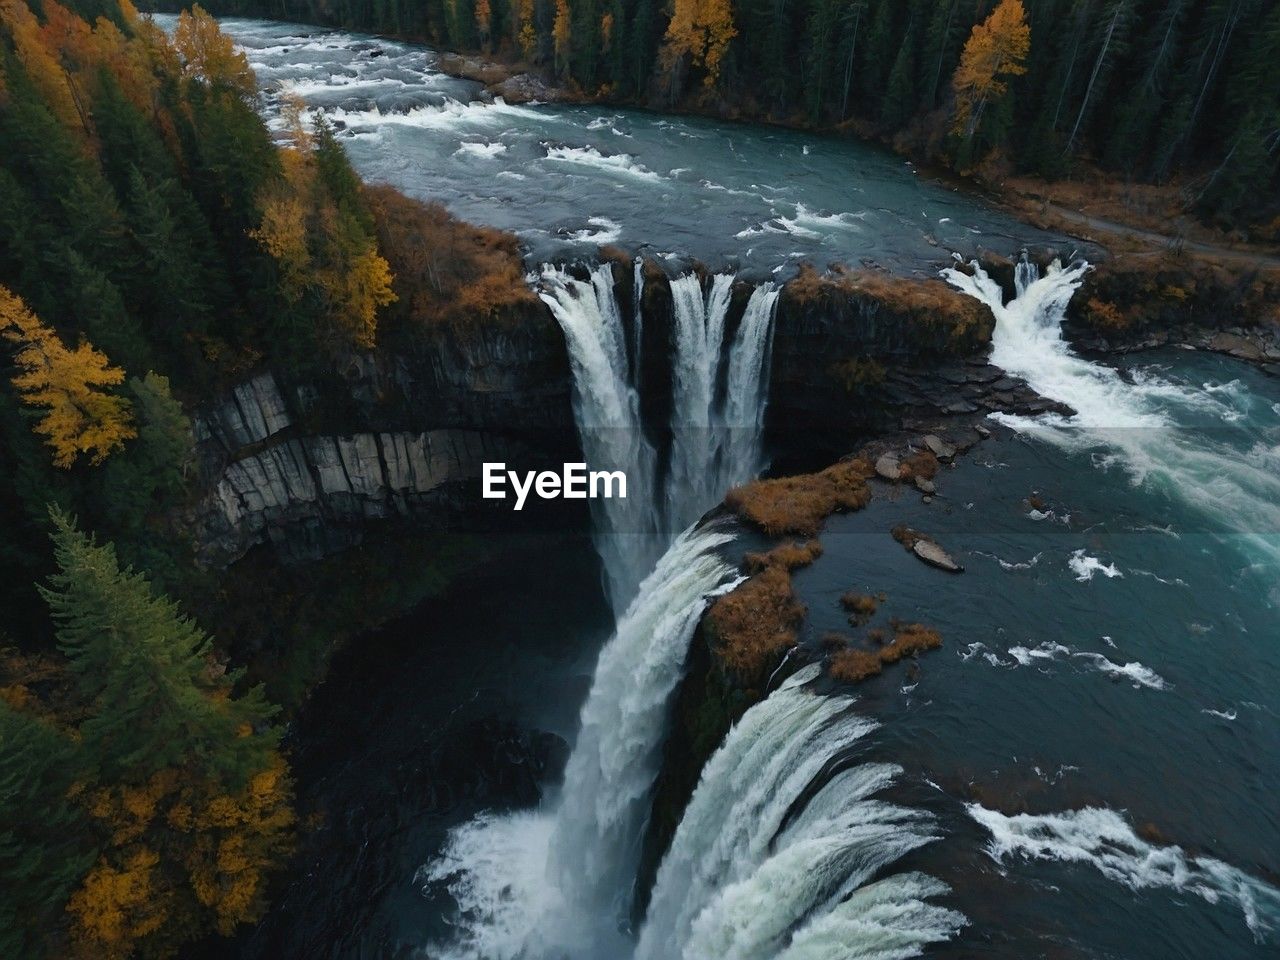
top-left (41, 510), bottom-right (279, 787)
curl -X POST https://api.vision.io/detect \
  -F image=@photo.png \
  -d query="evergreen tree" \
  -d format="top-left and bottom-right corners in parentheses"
top-left (41, 509), bottom-right (279, 786)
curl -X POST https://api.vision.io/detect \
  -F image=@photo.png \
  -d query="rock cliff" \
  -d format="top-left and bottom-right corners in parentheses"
top-left (188, 304), bottom-right (579, 566)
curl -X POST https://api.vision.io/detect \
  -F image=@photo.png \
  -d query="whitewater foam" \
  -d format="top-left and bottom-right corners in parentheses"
top-left (967, 804), bottom-right (1280, 942)
top-left (1068, 549), bottom-right (1124, 582)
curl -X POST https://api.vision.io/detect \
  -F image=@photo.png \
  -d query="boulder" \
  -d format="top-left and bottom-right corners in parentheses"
top-left (913, 538), bottom-right (963, 573)
top-left (874, 455), bottom-right (902, 481)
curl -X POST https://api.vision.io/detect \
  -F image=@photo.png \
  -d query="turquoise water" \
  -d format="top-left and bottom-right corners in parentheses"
top-left (800, 349), bottom-right (1280, 958)
top-left (175, 16), bottom-right (1071, 274)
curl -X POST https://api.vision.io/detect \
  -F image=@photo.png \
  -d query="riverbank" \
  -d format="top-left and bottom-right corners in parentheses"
top-left (432, 50), bottom-right (1280, 271)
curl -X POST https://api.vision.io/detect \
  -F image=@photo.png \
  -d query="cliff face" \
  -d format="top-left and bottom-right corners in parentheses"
top-left (185, 263), bottom-right (1014, 567)
top-left (188, 304), bottom-right (579, 566)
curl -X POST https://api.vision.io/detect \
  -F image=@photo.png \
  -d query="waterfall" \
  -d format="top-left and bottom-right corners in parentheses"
top-left (539, 264), bottom-right (662, 610)
top-left (722, 283), bottom-right (781, 483)
top-left (539, 263), bottom-right (779, 609)
top-left (635, 665), bottom-right (964, 960)
top-left (942, 257), bottom-right (1280, 568)
top-left (632, 256), bottom-right (645, 382)
top-left (667, 273), bottom-right (735, 527)
top-left (420, 526), bottom-right (739, 960)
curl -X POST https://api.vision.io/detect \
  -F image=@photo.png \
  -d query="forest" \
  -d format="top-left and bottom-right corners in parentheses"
top-left (0, 1), bottom-right (531, 954)
top-left (167, 0), bottom-right (1280, 236)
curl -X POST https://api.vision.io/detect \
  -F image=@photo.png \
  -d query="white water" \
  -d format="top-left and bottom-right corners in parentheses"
top-left (539, 264), bottom-right (779, 610)
top-left (420, 526), bottom-right (739, 959)
top-left (539, 264), bottom-right (662, 608)
top-left (941, 258), bottom-right (1280, 568)
top-left (636, 665), bottom-right (963, 960)
top-left (967, 804), bottom-right (1280, 943)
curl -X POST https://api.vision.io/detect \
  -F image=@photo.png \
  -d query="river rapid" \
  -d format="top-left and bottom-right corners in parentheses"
top-left (180, 15), bottom-right (1280, 960)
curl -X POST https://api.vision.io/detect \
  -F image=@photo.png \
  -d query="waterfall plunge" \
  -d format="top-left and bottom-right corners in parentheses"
top-left (635, 666), bottom-right (964, 960)
top-left (539, 263), bottom-right (780, 611)
top-left (420, 526), bottom-right (739, 960)
top-left (943, 257), bottom-right (1280, 569)
top-left (421, 263), bottom-right (783, 958)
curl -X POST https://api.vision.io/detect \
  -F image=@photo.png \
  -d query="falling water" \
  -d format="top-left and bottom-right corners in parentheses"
top-left (419, 526), bottom-right (739, 959)
top-left (942, 257), bottom-right (1280, 568)
top-left (722, 283), bottom-right (781, 483)
top-left (539, 264), bottom-right (662, 609)
top-left (539, 264), bottom-right (779, 608)
top-left (667, 273), bottom-right (737, 527)
top-left (636, 665), bottom-right (964, 960)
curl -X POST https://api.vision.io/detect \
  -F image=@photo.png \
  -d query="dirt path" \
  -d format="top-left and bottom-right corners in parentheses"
top-left (1041, 203), bottom-right (1280, 270)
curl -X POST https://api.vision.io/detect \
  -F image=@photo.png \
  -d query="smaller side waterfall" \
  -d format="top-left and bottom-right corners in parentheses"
top-left (942, 256), bottom-right (1280, 569)
top-left (420, 526), bottom-right (739, 960)
top-left (636, 666), bottom-right (963, 960)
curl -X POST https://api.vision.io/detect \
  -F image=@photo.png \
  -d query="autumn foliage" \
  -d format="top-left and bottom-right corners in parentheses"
top-left (662, 0), bottom-right (737, 88)
top-left (364, 185), bottom-right (537, 330)
top-left (706, 541), bottom-right (821, 688)
top-left (1, 285), bottom-right (135, 467)
top-left (951, 0), bottom-right (1030, 138)
top-left (726, 458), bottom-right (873, 537)
top-left (829, 622), bottom-right (942, 683)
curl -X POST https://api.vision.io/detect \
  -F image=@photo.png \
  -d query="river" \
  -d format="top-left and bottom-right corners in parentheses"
top-left (179, 15), bottom-right (1280, 960)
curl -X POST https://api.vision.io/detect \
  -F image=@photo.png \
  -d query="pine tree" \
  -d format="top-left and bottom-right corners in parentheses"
top-left (41, 509), bottom-right (280, 785)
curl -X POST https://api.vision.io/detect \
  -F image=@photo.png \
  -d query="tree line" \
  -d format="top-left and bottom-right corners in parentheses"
top-left (176, 0), bottom-right (1280, 234)
top-left (1, 1), bottom-right (533, 954)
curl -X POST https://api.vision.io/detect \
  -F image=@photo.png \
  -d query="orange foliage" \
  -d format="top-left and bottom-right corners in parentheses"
top-left (70, 757), bottom-right (295, 954)
top-left (68, 848), bottom-right (167, 957)
top-left (364, 184), bottom-right (537, 330)
top-left (474, 0), bottom-right (492, 44)
top-left (516, 0), bottom-right (537, 59)
top-left (0, 285), bottom-right (135, 467)
top-left (553, 0), bottom-right (571, 73)
top-left (725, 458), bottom-right (873, 537)
top-left (663, 0), bottom-right (738, 87)
top-left (705, 539), bottom-right (824, 687)
top-left (173, 5), bottom-right (255, 98)
top-left (951, 0), bottom-right (1030, 137)
top-left (829, 622), bottom-right (942, 683)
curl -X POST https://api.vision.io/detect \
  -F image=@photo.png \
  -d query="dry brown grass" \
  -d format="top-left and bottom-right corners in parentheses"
top-left (898, 450), bottom-right (939, 481)
top-left (829, 648), bottom-right (884, 682)
top-left (785, 264), bottom-right (993, 349)
top-left (706, 567), bottom-right (806, 688)
top-left (743, 540), bottom-right (824, 573)
top-left (706, 538), bottom-right (827, 687)
top-left (820, 631), bottom-right (850, 650)
top-left (840, 591), bottom-right (878, 624)
top-left (365, 185), bottom-right (537, 331)
top-left (829, 621), bottom-right (942, 683)
top-left (881, 622), bottom-right (943, 663)
top-left (726, 458), bottom-right (873, 537)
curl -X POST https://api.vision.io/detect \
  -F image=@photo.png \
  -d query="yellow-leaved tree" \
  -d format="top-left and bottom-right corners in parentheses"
top-left (951, 0), bottom-right (1030, 139)
top-left (173, 4), bottom-right (256, 98)
top-left (662, 0), bottom-right (738, 89)
top-left (553, 0), bottom-right (571, 76)
top-left (251, 119), bottom-right (395, 350)
top-left (0, 285), bottom-right (136, 467)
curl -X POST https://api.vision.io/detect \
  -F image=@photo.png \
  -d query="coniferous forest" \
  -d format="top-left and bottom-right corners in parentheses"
top-left (169, 0), bottom-right (1280, 234)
